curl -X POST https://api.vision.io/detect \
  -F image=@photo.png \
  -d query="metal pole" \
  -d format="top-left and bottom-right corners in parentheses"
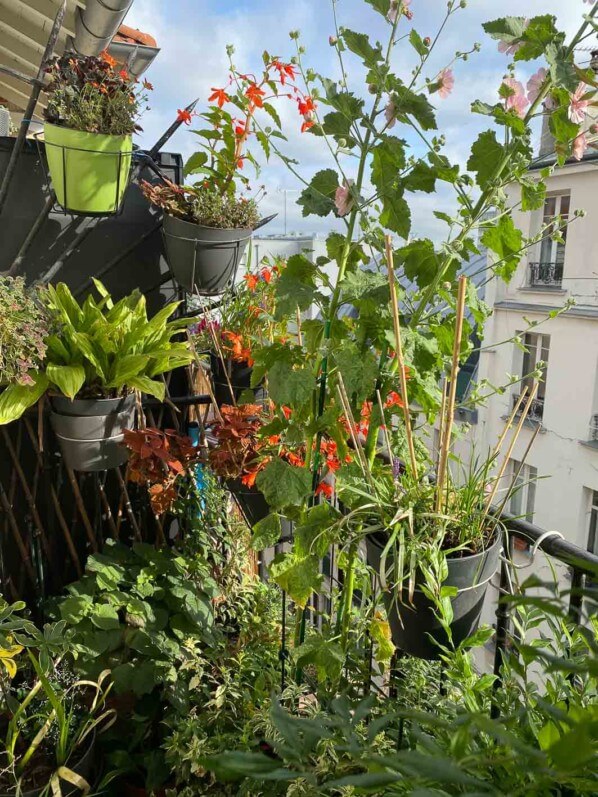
top-left (0, 0), bottom-right (68, 216)
top-left (145, 99), bottom-right (199, 162)
top-left (3, 192), bottom-right (56, 277)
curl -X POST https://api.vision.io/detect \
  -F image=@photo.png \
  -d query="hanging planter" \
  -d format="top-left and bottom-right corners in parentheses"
top-left (367, 532), bottom-right (502, 660)
top-left (43, 123), bottom-right (132, 215)
top-left (226, 478), bottom-right (270, 527)
top-left (50, 394), bottom-right (135, 472)
top-left (162, 213), bottom-right (252, 295)
top-left (210, 354), bottom-right (267, 407)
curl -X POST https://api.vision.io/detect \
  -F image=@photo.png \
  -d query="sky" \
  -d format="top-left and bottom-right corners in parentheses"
top-left (125, 0), bottom-right (595, 241)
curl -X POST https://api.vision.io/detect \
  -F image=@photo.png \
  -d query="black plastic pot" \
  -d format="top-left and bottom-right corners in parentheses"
top-left (50, 394), bottom-right (135, 472)
top-left (226, 479), bottom-right (271, 527)
top-left (366, 532), bottom-right (502, 660)
top-left (211, 355), bottom-right (267, 407)
top-left (162, 213), bottom-right (252, 295)
top-left (0, 731), bottom-right (96, 796)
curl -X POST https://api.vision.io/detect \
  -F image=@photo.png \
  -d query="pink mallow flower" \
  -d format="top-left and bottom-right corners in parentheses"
top-left (502, 77), bottom-right (529, 119)
top-left (572, 132), bottom-right (588, 161)
top-left (497, 19), bottom-right (529, 55)
top-left (335, 180), bottom-right (355, 217)
top-left (436, 68), bottom-right (454, 99)
top-left (526, 68), bottom-right (547, 105)
top-left (387, 0), bottom-right (410, 24)
top-left (569, 83), bottom-right (590, 125)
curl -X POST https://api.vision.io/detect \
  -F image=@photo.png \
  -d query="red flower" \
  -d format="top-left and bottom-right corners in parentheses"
top-left (241, 469), bottom-right (259, 488)
top-left (244, 273), bottom-right (259, 291)
top-left (100, 51), bottom-right (117, 68)
top-left (246, 83), bottom-right (266, 108)
top-left (237, 158), bottom-right (245, 169)
top-left (268, 434), bottom-right (281, 445)
top-left (143, 79), bottom-right (154, 90)
top-left (260, 267), bottom-right (272, 283)
top-left (315, 481), bottom-right (333, 499)
top-left (297, 96), bottom-right (315, 116)
top-left (281, 406), bottom-right (292, 420)
top-left (385, 391), bottom-right (404, 409)
top-left (177, 108), bottom-right (193, 125)
top-left (285, 451), bottom-right (305, 468)
top-left (119, 69), bottom-right (129, 80)
top-left (235, 122), bottom-right (246, 138)
top-left (301, 119), bottom-right (315, 133)
top-left (272, 60), bottom-right (297, 85)
top-left (208, 87), bottom-right (230, 108)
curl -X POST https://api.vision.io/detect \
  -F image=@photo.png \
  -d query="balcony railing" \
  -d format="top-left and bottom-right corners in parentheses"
top-left (528, 261), bottom-right (563, 288)
top-left (512, 392), bottom-right (544, 422)
top-left (590, 414), bottom-right (598, 442)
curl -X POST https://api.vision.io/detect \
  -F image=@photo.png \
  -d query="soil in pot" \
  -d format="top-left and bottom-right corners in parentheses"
top-left (211, 356), bottom-right (267, 407)
top-left (162, 213), bottom-right (251, 295)
top-left (367, 532), bottom-right (502, 660)
top-left (43, 123), bottom-right (132, 215)
top-left (50, 394), bottom-right (135, 472)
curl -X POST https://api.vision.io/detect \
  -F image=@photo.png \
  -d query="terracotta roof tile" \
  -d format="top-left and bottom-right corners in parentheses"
top-left (114, 24), bottom-right (157, 48)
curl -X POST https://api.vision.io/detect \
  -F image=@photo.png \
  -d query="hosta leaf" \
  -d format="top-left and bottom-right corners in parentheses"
top-left (0, 373), bottom-right (49, 425)
top-left (127, 376), bottom-right (165, 401)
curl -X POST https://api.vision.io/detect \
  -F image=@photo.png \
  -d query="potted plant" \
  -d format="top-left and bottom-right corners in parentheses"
top-left (0, 280), bottom-right (194, 472)
top-left (0, 600), bottom-right (114, 796)
top-left (0, 277), bottom-right (49, 389)
top-left (43, 52), bottom-right (151, 215)
top-left (141, 49), bottom-right (310, 294)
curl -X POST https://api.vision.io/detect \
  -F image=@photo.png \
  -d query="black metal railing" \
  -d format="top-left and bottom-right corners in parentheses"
top-left (528, 261), bottom-right (563, 288)
top-left (512, 392), bottom-right (544, 422)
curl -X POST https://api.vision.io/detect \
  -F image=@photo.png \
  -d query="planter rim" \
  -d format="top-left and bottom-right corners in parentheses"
top-left (43, 122), bottom-right (133, 143)
top-left (164, 212), bottom-right (253, 235)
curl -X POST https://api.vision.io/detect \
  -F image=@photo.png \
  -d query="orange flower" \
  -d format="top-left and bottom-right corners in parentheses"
top-left (301, 119), bottom-right (315, 133)
top-left (297, 96), bottom-right (315, 116)
top-left (271, 60), bottom-right (297, 85)
top-left (235, 121), bottom-right (246, 138)
top-left (177, 108), bottom-right (193, 124)
top-left (385, 391), bottom-right (404, 409)
top-left (241, 469), bottom-right (259, 488)
top-left (315, 481), bottom-right (333, 499)
top-left (237, 158), bottom-right (245, 169)
top-left (209, 87), bottom-right (231, 108)
top-left (100, 50), bottom-right (117, 68)
top-left (260, 267), bottom-right (272, 283)
top-left (143, 79), bottom-right (154, 90)
top-left (119, 68), bottom-right (129, 80)
top-left (285, 451), bottom-right (305, 468)
top-left (246, 83), bottom-right (266, 108)
top-left (268, 434), bottom-right (281, 445)
top-left (281, 406), bottom-right (292, 420)
top-left (244, 273), bottom-right (259, 291)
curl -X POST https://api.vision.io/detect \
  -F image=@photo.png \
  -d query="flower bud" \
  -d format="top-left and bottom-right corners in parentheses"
top-left (329, 35), bottom-right (338, 46)
top-left (368, 83), bottom-right (377, 94)
top-left (424, 37), bottom-right (431, 46)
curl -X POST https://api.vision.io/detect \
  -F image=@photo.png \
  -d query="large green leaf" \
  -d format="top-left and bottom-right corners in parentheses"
top-left (481, 215), bottom-right (524, 282)
top-left (295, 503), bottom-right (339, 558)
top-left (256, 458), bottom-right (312, 510)
top-left (297, 169), bottom-right (339, 218)
top-left (333, 342), bottom-right (378, 404)
top-left (127, 376), bottom-right (166, 401)
top-left (380, 193), bottom-right (411, 238)
top-left (275, 254), bottom-right (318, 318)
top-left (106, 355), bottom-right (151, 389)
top-left (46, 363), bottom-right (86, 399)
top-left (295, 636), bottom-right (345, 682)
top-left (391, 85), bottom-right (437, 131)
top-left (397, 239), bottom-right (440, 289)
top-left (269, 552), bottom-right (321, 608)
top-left (341, 29), bottom-right (383, 68)
top-left (267, 360), bottom-right (313, 408)
top-left (251, 513), bottom-right (282, 551)
top-left (467, 131), bottom-right (506, 189)
top-left (0, 374), bottom-right (49, 425)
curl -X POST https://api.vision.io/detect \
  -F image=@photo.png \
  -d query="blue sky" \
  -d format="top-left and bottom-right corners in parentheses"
top-left (126, 0), bottom-right (594, 240)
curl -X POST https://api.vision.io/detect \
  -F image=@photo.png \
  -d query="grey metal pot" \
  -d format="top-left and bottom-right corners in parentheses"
top-left (50, 394), bottom-right (135, 472)
top-left (162, 213), bottom-right (252, 295)
top-left (366, 532), bottom-right (502, 660)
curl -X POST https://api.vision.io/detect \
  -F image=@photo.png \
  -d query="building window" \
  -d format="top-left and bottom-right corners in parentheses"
top-left (529, 193), bottom-right (570, 288)
top-left (588, 491), bottom-right (598, 557)
top-left (509, 459), bottom-right (537, 523)
top-left (513, 332), bottom-right (549, 421)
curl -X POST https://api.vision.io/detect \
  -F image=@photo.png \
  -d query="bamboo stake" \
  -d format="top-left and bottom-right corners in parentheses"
top-left (490, 386), bottom-right (528, 462)
top-left (376, 389), bottom-right (395, 467)
top-left (115, 468), bottom-right (142, 542)
top-left (65, 467), bottom-right (98, 552)
top-left (186, 330), bottom-right (224, 424)
top-left (296, 307), bottom-right (303, 348)
top-left (490, 423), bottom-right (540, 528)
top-left (435, 275), bottom-right (468, 512)
top-left (483, 382), bottom-right (539, 514)
top-left (198, 294), bottom-right (237, 408)
top-left (385, 236), bottom-right (418, 480)
top-left (436, 377), bottom-right (448, 475)
top-left (336, 380), bottom-right (369, 479)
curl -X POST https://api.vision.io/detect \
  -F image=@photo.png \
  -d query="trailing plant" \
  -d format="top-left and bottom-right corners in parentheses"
top-left (0, 279), bottom-right (194, 424)
top-left (0, 277), bottom-right (49, 387)
top-left (208, 404), bottom-right (267, 486)
top-left (44, 52), bottom-right (151, 135)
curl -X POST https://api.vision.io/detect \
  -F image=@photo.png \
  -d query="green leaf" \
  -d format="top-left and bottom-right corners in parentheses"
top-left (364, 0), bottom-right (390, 17)
top-left (515, 15), bottom-right (560, 62)
top-left (275, 254), bottom-right (317, 318)
top-left (396, 239), bottom-right (439, 289)
top-left (269, 552), bottom-right (321, 608)
top-left (520, 178), bottom-right (546, 211)
top-left (295, 636), bottom-right (345, 682)
top-left (371, 136), bottom-right (406, 195)
top-left (255, 130), bottom-right (270, 160)
top-left (59, 595), bottom-right (92, 625)
top-left (297, 169), bottom-right (339, 218)
top-left (90, 603), bottom-right (121, 631)
top-left (381, 194), bottom-right (411, 238)
top-left (251, 513), bottom-right (282, 551)
top-left (268, 360), bottom-right (313, 408)
top-left (262, 101), bottom-right (282, 129)
top-left (201, 751), bottom-right (284, 782)
top-left (391, 85), bottom-right (437, 131)
top-left (481, 215), bottom-right (523, 282)
top-left (333, 343), bottom-right (378, 404)
top-left (409, 29), bottom-right (429, 57)
top-left (341, 29), bottom-right (383, 68)
top-left (184, 151), bottom-right (208, 176)
top-left (127, 376), bottom-right (165, 401)
top-left (256, 458), bottom-right (313, 510)
top-left (295, 503), bottom-right (339, 558)
top-left (404, 161), bottom-right (436, 193)
top-left (0, 374), bottom-right (49, 425)
top-left (467, 130), bottom-right (506, 189)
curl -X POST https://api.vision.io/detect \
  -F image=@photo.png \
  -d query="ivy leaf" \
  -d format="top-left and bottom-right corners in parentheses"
top-left (396, 239), bottom-right (439, 289)
top-left (467, 130), bottom-right (505, 189)
top-left (391, 85), bottom-right (437, 131)
top-left (404, 161), bottom-right (436, 193)
top-left (381, 194), bottom-right (411, 239)
top-left (275, 254), bottom-right (317, 318)
top-left (341, 29), bottom-right (383, 68)
top-left (333, 342), bottom-right (378, 404)
top-left (268, 360), bottom-right (313, 407)
top-left (297, 169), bottom-right (339, 217)
top-left (481, 215), bottom-right (524, 282)
top-left (269, 553), bottom-right (322, 608)
top-left (256, 458), bottom-right (312, 510)
top-left (295, 503), bottom-right (340, 558)
top-left (251, 513), bottom-right (282, 551)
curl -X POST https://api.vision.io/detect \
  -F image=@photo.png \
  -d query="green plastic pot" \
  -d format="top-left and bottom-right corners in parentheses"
top-left (43, 123), bottom-right (132, 215)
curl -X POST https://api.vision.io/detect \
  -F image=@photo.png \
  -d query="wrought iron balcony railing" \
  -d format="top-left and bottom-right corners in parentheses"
top-left (528, 261), bottom-right (564, 288)
top-left (512, 392), bottom-right (544, 422)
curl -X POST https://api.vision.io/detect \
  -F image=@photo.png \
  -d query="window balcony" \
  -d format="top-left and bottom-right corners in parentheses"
top-left (528, 261), bottom-right (563, 288)
top-left (512, 392), bottom-right (544, 422)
